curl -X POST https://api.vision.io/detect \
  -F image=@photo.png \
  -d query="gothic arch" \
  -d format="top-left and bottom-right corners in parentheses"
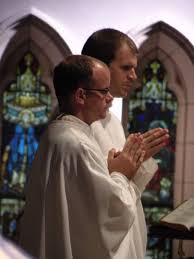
top-left (123, 21), bottom-right (194, 257)
top-left (0, 14), bottom-right (72, 149)
top-left (0, 14), bottom-right (71, 98)
top-left (123, 21), bottom-right (194, 206)
top-left (0, 15), bottom-right (71, 241)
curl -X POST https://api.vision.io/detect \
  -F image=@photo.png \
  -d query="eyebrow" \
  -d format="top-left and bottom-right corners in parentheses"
top-left (121, 64), bottom-right (136, 69)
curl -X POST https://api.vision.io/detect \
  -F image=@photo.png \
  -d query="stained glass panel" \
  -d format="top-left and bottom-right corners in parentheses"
top-left (128, 59), bottom-right (178, 258)
top-left (0, 52), bottom-right (51, 240)
top-left (0, 199), bottom-right (25, 241)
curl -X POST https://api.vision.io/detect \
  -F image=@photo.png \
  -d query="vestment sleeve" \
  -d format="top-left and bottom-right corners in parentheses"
top-left (108, 115), bottom-right (158, 192)
top-left (132, 157), bottom-right (158, 192)
top-left (45, 141), bottom-right (141, 258)
top-left (80, 144), bottom-right (141, 254)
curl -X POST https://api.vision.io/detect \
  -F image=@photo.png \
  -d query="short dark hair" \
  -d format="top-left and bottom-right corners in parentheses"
top-left (53, 55), bottom-right (97, 111)
top-left (81, 28), bottom-right (138, 65)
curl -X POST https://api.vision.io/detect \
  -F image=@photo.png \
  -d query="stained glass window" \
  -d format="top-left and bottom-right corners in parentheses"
top-left (128, 59), bottom-right (178, 258)
top-left (0, 52), bottom-right (51, 241)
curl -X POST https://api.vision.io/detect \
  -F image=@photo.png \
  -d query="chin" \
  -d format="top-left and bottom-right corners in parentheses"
top-left (100, 113), bottom-right (107, 119)
top-left (107, 102), bottom-right (112, 109)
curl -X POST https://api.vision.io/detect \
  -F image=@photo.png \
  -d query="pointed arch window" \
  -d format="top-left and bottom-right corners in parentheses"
top-left (128, 59), bottom-right (178, 258)
top-left (0, 52), bottom-right (51, 240)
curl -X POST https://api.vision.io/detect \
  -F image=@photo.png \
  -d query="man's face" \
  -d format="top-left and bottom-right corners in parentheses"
top-left (109, 42), bottom-right (138, 98)
top-left (84, 63), bottom-right (113, 123)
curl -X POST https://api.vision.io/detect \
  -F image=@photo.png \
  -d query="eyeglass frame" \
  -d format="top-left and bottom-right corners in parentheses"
top-left (82, 87), bottom-right (111, 96)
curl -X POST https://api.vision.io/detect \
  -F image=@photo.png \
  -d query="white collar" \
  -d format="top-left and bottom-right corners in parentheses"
top-left (55, 114), bottom-right (92, 135)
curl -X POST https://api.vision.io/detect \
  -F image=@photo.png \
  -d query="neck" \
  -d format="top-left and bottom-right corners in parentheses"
top-left (60, 101), bottom-right (94, 125)
top-left (75, 111), bottom-right (93, 125)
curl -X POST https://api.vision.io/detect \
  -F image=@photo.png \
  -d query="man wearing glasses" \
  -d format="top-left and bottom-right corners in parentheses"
top-left (20, 55), bottom-right (146, 259)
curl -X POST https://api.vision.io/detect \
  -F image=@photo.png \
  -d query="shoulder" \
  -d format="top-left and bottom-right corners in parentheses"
top-left (92, 111), bottom-right (121, 130)
top-left (41, 121), bottom-right (93, 154)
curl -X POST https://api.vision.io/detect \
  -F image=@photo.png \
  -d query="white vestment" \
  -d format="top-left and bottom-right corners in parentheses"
top-left (20, 115), bottom-right (145, 259)
top-left (91, 111), bottom-right (158, 258)
top-left (0, 235), bottom-right (32, 259)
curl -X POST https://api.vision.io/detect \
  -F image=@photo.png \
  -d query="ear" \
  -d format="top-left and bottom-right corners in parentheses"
top-left (74, 88), bottom-right (86, 105)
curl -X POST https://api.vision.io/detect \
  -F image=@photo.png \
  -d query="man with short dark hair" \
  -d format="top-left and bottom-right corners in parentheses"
top-left (82, 29), bottom-right (169, 258)
top-left (20, 55), bottom-right (145, 259)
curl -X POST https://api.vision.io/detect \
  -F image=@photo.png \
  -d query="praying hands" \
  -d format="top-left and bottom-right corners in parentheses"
top-left (124, 127), bottom-right (169, 162)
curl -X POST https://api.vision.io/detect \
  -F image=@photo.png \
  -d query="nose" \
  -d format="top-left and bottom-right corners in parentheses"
top-left (128, 67), bottom-right (137, 81)
top-left (106, 91), bottom-right (113, 102)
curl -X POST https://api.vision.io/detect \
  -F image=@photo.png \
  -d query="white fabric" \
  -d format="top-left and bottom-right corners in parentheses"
top-left (0, 235), bottom-right (32, 259)
top-left (91, 111), bottom-right (158, 258)
top-left (20, 115), bottom-right (143, 259)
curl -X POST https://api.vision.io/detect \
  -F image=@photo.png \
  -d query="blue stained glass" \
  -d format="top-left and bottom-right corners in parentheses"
top-left (9, 219), bottom-right (16, 234)
top-left (128, 59), bottom-right (178, 258)
top-left (0, 52), bottom-right (52, 240)
top-left (137, 114), bottom-right (145, 122)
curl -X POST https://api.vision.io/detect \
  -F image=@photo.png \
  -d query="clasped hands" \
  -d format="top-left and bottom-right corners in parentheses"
top-left (108, 128), bottom-right (169, 180)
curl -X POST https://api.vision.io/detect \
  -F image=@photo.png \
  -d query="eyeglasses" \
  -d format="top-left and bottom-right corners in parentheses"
top-left (82, 87), bottom-right (110, 96)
